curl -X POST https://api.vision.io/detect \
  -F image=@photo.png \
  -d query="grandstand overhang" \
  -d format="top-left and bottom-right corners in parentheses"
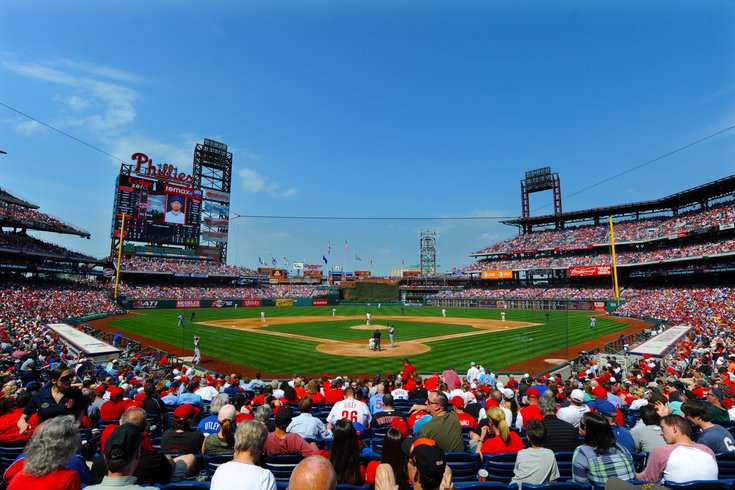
top-left (503, 174), bottom-right (735, 230)
top-left (628, 325), bottom-right (692, 358)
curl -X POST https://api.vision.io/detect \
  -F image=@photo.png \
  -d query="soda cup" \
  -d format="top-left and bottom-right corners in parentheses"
top-left (478, 469), bottom-right (488, 482)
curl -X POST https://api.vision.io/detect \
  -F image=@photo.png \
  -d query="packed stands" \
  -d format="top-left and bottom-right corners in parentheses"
top-left (120, 257), bottom-right (259, 276)
top-left (0, 186), bottom-right (37, 208)
top-left (474, 200), bottom-right (735, 255)
top-left (0, 200), bottom-right (89, 236)
top-left (461, 237), bottom-right (735, 272)
top-left (615, 286), bottom-right (735, 330)
top-left (118, 283), bottom-right (319, 299)
top-left (0, 232), bottom-right (98, 261)
top-left (0, 279), bottom-right (123, 326)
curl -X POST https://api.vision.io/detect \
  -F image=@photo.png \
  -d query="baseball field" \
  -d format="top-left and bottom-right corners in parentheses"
top-left (106, 305), bottom-right (632, 376)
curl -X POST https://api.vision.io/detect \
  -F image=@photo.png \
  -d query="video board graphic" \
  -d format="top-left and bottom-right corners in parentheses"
top-left (112, 174), bottom-right (202, 246)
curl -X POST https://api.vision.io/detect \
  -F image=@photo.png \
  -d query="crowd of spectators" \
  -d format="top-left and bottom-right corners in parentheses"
top-left (0, 201), bottom-right (87, 235)
top-left (118, 283), bottom-right (319, 300)
top-left (0, 232), bottom-right (97, 261)
top-left (0, 280), bottom-right (123, 326)
top-left (474, 200), bottom-right (735, 255)
top-left (0, 188), bottom-right (36, 208)
top-left (429, 287), bottom-right (637, 300)
top-left (615, 287), bottom-right (735, 331)
top-left (461, 237), bottom-right (735, 272)
top-left (120, 257), bottom-right (259, 276)
top-left (0, 274), bottom-right (735, 488)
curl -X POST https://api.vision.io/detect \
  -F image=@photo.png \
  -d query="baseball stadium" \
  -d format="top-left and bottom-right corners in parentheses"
top-left (2, 140), bottom-right (735, 487)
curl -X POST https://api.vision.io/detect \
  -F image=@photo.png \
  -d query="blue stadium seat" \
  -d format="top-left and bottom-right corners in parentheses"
top-left (453, 482), bottom-right (519, 489)
top-left (522, 482), bottom-right (592, 490)
top-left (665, 480), bottom-right (734, 490)
top-left (482, 452), bottom-right (518, 484)
top-left (261, 454), bottom-right (303, 482)
top-left (203, 453), bottom-right (234, 478)
top-left (554, 451), bottom-right (574, 481)
top-left (716, 451), bottom-right (735, 479)
top-left (446, 452), bottom-right (482, 482)
top-left (157, 482), bottom-right (211, 489)
top-left (0, 444), bottom-right (23, 472)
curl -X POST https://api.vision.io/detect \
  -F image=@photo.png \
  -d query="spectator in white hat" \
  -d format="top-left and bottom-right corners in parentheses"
top-left (557, 389), bottom-right (590, 429)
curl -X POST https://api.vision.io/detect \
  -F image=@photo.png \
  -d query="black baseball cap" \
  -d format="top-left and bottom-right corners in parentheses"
top-left (401, 437), bottom-right (446, 479)
top-left (105, 424), bottom-right (142, 464)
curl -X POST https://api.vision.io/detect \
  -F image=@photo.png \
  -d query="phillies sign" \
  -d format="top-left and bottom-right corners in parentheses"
top-left (131, 152), bottom-right (195, 186)
top-left (569, 266), bottom-right (612, 277)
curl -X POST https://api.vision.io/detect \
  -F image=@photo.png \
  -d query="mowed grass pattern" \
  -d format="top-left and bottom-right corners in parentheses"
top-left (110, 306), bottom-right (626, 375)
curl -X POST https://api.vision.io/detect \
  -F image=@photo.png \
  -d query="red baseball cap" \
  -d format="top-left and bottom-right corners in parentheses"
top-left (526, 387), bottom-right (540, 398)
top-left (593, 386), bottom-right (608, 399)
top-left (108, 386), bottom-right (124, 400)
top-left (450, 396), bottom-right (464, 409)
top-left (391, 418), bottom-right (410, 438)
top-left (173, 404), bottom-right (201, 420)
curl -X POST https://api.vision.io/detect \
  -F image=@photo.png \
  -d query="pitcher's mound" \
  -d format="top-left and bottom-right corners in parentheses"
top-left (351, 324), bottom-right (390, 330)
top-left (544, 358), bottom-right (567, 365)
top-left (317, 341), bottom-right (430, 357)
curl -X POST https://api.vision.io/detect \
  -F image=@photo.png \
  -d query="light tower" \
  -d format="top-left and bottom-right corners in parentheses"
top-left (193, 139), bottom-right (232, 262)
top-left (419, 229), bottom-right (437, 274)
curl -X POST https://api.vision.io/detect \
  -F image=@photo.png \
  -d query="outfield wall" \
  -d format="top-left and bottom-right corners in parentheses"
top-left (123, 297), bottom-right (337, 309)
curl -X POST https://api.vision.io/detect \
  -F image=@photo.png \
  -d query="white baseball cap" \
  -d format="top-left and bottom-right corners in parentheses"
top-left (570, 389), bottom-right (586, 403)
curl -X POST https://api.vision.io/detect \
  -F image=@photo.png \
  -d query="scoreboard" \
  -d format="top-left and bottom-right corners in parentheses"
top-left (112, 173), bottom-right (202, 246)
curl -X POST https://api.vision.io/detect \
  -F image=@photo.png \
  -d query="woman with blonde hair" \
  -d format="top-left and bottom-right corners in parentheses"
top-left (305, 379), bottom-right (325, 405)
top-left (476, 407), bottom-right (524, 455)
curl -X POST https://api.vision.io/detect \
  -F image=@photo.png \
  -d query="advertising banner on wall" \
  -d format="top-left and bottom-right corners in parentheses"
top-left (312, 298), bottom-right (328, 306)
top-left (569, 266), bottom-right (612, 277)
top-left (276, 298), bottom-right (294, 307)
top-left (242, 299), bottom-right (263, 307)
top-left (481, 269), bottom-right (513, 280)
top-left (176, 300), bottom-right (201, 308)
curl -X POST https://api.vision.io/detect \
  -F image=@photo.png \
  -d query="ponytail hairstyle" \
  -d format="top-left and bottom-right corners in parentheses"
top-left (487, 406), bottom-right (510, 444)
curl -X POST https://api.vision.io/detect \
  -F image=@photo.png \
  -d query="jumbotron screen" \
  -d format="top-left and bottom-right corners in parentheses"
top-left (111, 173), bottom-right (202, 246)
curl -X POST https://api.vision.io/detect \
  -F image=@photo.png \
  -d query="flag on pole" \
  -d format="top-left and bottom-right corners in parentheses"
top-left (355, 255), bottom-right (362, 261)
top-left (258, 257), bottom-right (264, 265)
top-left (344, 240), bottom-right (348, 252)
top-left (328, 241), bottom-right (331, 255)
top-left (272, 257), bottom-right (276, 266)
top-left (284, 257), bottom-right (289, 266)
top-left (323, 255), bottom-right (328, 264)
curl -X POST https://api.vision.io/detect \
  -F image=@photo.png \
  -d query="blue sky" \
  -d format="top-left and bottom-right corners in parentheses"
top-left (1, 1), bottom-right (734, 275)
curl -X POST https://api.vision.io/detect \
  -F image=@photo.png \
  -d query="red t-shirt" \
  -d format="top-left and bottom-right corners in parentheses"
top-left (100, 399), bottom-right (131, 421)
top-left (325, 389), bottom-right (345, 404)
top-left (309, 392), bottom-right (326, 405)
top-left (518, 404), bottom-right (542, 427)
top-left (0, 409), bottom-right (37, 443)
top-left (480, 431), bottom-right (524, 455)
top-left (457, 412), bottom-right (478, 428)
top-left (7, 468), bottom-right (81, 490)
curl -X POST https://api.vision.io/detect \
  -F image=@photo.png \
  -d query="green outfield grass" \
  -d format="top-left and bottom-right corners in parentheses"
top-left (109, 305), bottom-right (627, 375)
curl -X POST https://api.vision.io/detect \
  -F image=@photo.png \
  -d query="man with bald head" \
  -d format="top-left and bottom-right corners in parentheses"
top-left (289, 455), bottom-right (336, 490)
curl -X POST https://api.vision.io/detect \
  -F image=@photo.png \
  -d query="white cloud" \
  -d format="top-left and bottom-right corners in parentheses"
top-left (280, 187), bottom-right (298, 198)
top-left (15, 120), bottom-right (45, 136)
top-left (2, 59), bottom-right (138, 135)
top-left (55, 59), bottom-right (142, 83)
top-left (238, 167), bottom-right (295, 198)
top-left (109, 134), bottom-right (199, 168)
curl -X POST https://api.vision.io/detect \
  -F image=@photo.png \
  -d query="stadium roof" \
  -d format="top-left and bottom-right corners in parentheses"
top-left (503, 174), bottom-right (735, 228)
top-left (0, 187), bottom-right (39, 209)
